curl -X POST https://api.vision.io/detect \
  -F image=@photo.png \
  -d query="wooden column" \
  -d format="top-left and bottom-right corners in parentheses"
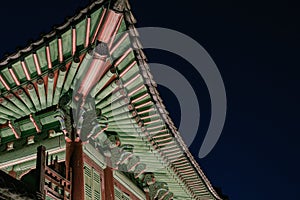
top-left (36, 145), bottom-right (46, 200)
top-left (103, 158), bottom-right (115, 200)
top-left (70, 141), bottom-right (84, 200)
top-left (65, 141), bottom-right (73, 180)
top-left (145, 192), bottom-right (151, 200)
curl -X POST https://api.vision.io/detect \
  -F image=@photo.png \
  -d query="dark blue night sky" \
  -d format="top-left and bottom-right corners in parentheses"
top-left (0, 0), bottom-right (299, 199)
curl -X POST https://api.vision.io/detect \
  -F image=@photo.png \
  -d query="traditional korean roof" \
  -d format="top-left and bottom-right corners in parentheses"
top-left (0, 0), bottom-right (222, 199)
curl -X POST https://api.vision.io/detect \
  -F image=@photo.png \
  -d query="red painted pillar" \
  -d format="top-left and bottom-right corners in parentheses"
top-left (66, 141), bottom-right (84, 200)
top-left (145, 192), bottom-right (151, 200)
top-left (36, 145), bottom-right (46, 200)
top-left (65, 141), bottom-right (73, 180)
top-left (103, 158), bottom-right (115, 200)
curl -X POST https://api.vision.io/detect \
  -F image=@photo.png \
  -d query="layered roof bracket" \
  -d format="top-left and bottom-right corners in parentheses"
top-left (0, 0), bottom-right (223, 199)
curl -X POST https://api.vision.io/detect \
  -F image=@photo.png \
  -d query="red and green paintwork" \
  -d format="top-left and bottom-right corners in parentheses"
top-left (0, 0), bottom-right (221, 199)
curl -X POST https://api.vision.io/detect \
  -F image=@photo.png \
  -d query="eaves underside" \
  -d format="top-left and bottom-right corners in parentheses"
top-left (0, 0), bottom-right (222, 199)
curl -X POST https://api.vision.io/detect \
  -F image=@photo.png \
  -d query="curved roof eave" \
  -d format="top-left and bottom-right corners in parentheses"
top-left (0, 0), bottom-right (222, 199)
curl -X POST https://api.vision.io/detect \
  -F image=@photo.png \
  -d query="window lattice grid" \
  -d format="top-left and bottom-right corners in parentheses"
top-left (94, 190), bottom-right (101, 200)
top-left (114, 186), bottom-right (131, 200)
top-left (93, 171), bottom-right (100, 183)
top-left (84, 166), bottom-right (92, 177)
top-left (85, 184), bottom-right (92, 199)
top-left (115, 187), bottom-right (123, 200)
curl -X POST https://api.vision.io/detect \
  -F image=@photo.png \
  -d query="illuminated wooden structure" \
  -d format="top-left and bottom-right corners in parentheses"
top-left (0, 0), bottom-right (224, 199)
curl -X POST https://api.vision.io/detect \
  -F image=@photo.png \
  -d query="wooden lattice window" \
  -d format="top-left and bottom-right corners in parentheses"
top-left (84, 163), bottom-right (101, 200)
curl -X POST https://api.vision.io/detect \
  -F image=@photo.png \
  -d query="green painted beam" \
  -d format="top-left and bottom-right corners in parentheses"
top-left (63, 59), bottom-right (80, 93)
top-left (46, 71), bottom-right (55, 107)
top-left (53, 66), bottom-right (67, 105)
top-left (0, 135), bottom-right (65, 169)
top-left (0, 97), bottom-right (24, 117)
top-left (27, 83), bottom-right (41, 111)
top-left (17, 88), bottom-right (35, 113)
top-left (37, 78), bottom-right (47, 110)
top-left (91, 67), bottom-right (116, 98)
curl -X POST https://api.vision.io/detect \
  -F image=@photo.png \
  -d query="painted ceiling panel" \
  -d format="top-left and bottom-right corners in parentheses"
top-left (76, 20), bottom-right (86, 48)
top-left (49, 39), bottom-right (59, 63)
top-left (36, 47), bottom-right (48, 74)
top-left (12, 62), bottom-right (26, 82)
top-left (62, 29), bottom-right (72, 57)
top-left (90, 8), bottom-right (104, 39)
